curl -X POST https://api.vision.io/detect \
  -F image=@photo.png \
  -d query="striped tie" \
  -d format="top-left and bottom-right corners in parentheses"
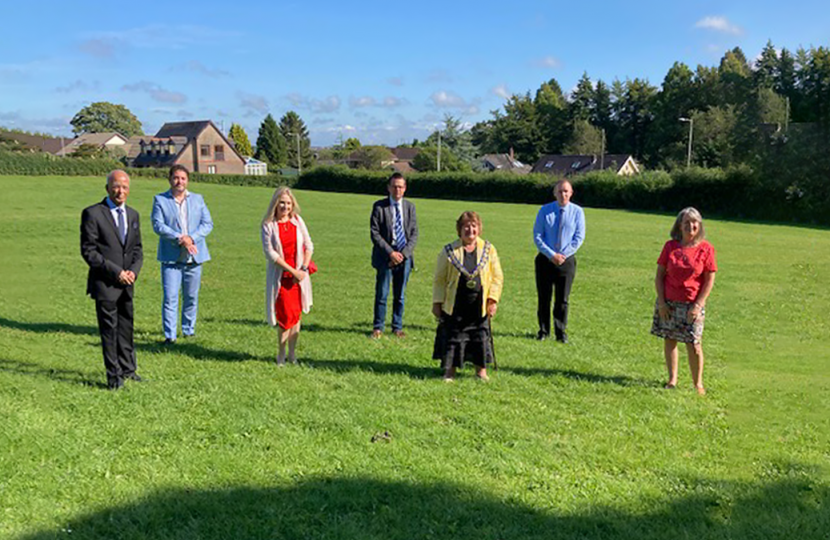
top-left (394, 203), bottom-right (406, 250)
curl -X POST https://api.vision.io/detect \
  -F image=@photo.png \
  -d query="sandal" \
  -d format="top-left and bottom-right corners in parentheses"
top-left (695, 385), bottom-right (706, 395)
top-left (663, 382), bottom-right (677, 389)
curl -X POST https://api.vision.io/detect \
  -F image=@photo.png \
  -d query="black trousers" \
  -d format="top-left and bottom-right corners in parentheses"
top-left (95, 292), bottom-right (136, 386)
top-left (535, 253), bottom-right (577, 339)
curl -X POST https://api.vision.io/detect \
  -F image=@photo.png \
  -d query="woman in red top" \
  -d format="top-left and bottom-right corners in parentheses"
top-left (651, 207), bottom-right (717, 395)
top-left (261, 187), bottom-right (314, 365)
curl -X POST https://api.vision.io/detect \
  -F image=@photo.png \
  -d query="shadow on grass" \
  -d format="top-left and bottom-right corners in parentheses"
top-left (0, 316), bottom-right (98, 336)
top-left (504, 366), bottom-right (653, 387)
top-left (303, 358), bottom-right (439, 379)
top-left (136, 340), bottom-right (270, 363)
top-left (0, 358), bottom-right (107, 389)
top-left (16, 475), bottom-right (829, 540)
top-left (200, 317), bottom-right (434, 335)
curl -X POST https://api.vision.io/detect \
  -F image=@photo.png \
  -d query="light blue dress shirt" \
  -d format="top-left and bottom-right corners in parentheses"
top-left (533, 201), bottom-right (586, 259)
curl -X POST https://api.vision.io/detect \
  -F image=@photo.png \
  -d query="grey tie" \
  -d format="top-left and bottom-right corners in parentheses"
top-left (117, 208), bottom-right (127, 244)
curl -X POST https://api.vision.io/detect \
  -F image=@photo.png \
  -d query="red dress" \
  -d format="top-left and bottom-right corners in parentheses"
top-left (275, 221), bottom-right (302, 329)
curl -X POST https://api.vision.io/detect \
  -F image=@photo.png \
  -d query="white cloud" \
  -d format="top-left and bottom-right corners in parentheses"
top-left (172, 60), bottom-right (230, 78)
top-left (283, 93), bottom-right (341, 114)
top-left (429, 91), bottom-right (480, 114)
top-left (491, 84), bottom-right (510, 99)
top-left (237, 92), bottom-right (269, 114)
top-left (694, 16), bottom-right (743, 35)
top-left (533, 56), bottom-right (561, 69)
top-left (121, 81), bottom-right (187, 104)
top-left (350, 96), bottom-right (376, 108)
top-left (55, 80), bottom-right (100, 94)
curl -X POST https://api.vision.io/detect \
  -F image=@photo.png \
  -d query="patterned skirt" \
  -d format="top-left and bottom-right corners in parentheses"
top-left (650, 300), bottom-right (705, 344)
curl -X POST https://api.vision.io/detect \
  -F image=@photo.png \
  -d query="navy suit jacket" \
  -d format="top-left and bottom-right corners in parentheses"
top-left (80, 199), bottom-right (143, 301)
top-left (370, 197), bottom-right (418, 270)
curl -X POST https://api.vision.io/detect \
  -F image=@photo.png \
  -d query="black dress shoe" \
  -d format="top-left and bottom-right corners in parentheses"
top-left (536, 331), bottom-right (549, 341)
top-left (556, 335), bottom-right (569, 344)
top-left (126, 373), bottom-right (145, 382)
top-left (107, 381), bottom-right (123, 391)
top-left (163, 338), bottom-right (176, 345)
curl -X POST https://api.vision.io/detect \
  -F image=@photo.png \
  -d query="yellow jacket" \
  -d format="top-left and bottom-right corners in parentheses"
top-left (432, 237), bottom-right (504, 317)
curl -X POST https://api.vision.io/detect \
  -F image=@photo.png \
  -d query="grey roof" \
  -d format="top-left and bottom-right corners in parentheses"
top-left (155, 120), bottom-right (213, 140)
top-left (531, 154), bottom-right (635, 176)
top-left (61, 132), bottom-right (128, 153)
top-left (0, 129), bottom-right (67, 154)
top-left (482, 154), bottom-right (531, 174)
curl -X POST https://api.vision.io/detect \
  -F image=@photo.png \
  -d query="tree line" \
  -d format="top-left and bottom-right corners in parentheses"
top-left (471, 41), bottom-right (830, 170)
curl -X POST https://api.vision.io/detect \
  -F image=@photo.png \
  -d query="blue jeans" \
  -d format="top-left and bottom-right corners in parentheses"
top-left (373, 258), bottom-right (411, 332)
top-left (161, 262), bottom-right (203, 340)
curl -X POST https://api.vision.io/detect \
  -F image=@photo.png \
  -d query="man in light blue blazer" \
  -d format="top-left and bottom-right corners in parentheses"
top-left (151, 165), bottom-right (213, 343)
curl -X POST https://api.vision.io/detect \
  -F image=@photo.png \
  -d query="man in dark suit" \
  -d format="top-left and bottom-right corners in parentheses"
top-left (370, 172), bottom-right (418, 338)
top-left (81, 170), bottom-right (144, 390)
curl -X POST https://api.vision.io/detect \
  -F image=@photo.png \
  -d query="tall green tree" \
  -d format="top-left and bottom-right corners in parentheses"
top-left (255, 114), bottom-right (287, 167)
top-left (568, 72), bottom-right (594, 123)
top-left (412, 145), bottom-right (468, 171)
top-left (563, 120), bottom-right (604, 155)
top-left (613, 78), bottom-right (657, 162)
top-left (70, 102), bottom-right (143, 137)
top-left (228, 123), bottom-right (253, 157)
top-left (754, 40), bottom-right (779, 89)
top-left (424, 114), bottom-right (479, 167)
top-left (278, 111), bottom-right (314, 170)
top-left (534, 79), bottom-right (569, 153)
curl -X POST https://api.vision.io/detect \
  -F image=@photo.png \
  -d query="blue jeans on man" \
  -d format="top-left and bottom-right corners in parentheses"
top-left (161, 262), bottom-right (203, 340)
top-left (373, 258), bottom-right (411, 332)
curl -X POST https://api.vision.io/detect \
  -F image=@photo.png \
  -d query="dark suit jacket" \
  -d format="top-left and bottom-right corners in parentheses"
top-left (81, 199), bottom-right (143, 301)
top-left (370, 197), bottom-right (418, 270)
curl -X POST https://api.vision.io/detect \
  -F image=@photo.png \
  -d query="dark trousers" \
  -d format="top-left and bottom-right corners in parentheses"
top-left (535, 253), bottom-right (577, 339)
top-left (373, 258), bottom-right (411, 331)
top-left (95, 292), bottom-right (136, 386)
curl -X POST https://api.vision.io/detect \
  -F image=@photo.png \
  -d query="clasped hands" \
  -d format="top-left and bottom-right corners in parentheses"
top-left (388, 251), bottom-right (405, 266)
top-left (179, 234), bottom-right (198, 255)
top-left (550, 253), bottom-right (566, 266)
top-left (117, 270), bottom-right (136, 285)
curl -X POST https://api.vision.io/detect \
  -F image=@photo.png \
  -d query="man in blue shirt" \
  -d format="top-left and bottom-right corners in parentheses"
top-left (533, 180), bottom-right (586, 343)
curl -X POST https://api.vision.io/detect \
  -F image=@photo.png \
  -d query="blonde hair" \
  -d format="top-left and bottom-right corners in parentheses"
top-left (670, 207), bottom-right (705, 242)
top-left (262, 186), bottom-right (301, 225)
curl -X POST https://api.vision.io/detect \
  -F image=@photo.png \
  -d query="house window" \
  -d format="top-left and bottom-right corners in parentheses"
top-left (207, 165), bottom-right (216, 174)
top-left (545, 161), bottom-right (554, 168)
top-left (200, 145), bottom-right (211, 157)
top-left (214, 145), bottom-right (225, 161)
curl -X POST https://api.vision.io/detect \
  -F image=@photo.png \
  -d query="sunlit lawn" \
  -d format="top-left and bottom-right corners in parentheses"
top-left (0, 174), bottom-right (828, 539)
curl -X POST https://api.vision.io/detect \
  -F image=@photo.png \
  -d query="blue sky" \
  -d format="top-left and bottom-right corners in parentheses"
top-left (1, 1), bottom-right (828, 146)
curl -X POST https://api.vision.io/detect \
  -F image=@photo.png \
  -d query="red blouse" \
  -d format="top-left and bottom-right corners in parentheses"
top-left (658, 240), bottom-right (717, 303)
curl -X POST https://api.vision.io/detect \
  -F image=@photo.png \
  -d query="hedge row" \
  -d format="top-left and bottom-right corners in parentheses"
top-left (2, 151), bottom-right (827, 225)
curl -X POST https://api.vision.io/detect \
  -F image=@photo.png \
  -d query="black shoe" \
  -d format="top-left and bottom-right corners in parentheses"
top-left (126, 373), bottom-right (145, 382)
top-left (183, 333), bottom-right (195, 339)
top-left (107, 381), bottom-right (123, 391)
top-left (163, 338), bottom-right (176, 345)
top-left (536, 331), bottom-right (549, 341)
top-left (556, 335), bottom-right (569, 344)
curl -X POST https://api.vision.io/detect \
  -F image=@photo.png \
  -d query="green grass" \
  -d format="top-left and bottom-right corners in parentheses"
top-left (1, 175), bottom-right (828, 539)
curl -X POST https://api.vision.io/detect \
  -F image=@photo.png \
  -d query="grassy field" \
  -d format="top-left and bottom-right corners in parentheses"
top-left (0, 174), bottom-right (828, 539)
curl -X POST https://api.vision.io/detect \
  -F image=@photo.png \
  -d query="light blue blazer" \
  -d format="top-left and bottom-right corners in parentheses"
top-left (151, 190), bottom-right (213, 264)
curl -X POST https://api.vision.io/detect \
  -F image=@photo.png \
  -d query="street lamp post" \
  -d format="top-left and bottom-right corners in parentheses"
top-left (288, 132), bottom-right (302, 175)
top-left (679, 117), bottom-right (694, 168)
top-left (436, 129), bottom-right (442, 172)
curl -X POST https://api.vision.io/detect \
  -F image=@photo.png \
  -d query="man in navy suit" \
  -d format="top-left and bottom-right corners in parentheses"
top-left (151, 165), bottom-right (213, 344)
top-left (81, 170), bottom-right (144, 390)
top-left (370, 172), bottom-right (419, 338)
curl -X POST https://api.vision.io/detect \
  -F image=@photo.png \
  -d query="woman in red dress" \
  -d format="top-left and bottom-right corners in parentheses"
top-left (261, 187), bottom-right (314, 365)
top-left (652, 207), bottom-right (717, 394)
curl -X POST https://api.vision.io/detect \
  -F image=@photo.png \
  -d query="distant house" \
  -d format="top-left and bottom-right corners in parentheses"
top-left (531, 154), bottom-right (640, 177)
top-left (127, 120), bottom-right (245, 174)
top-left (61, 132), bottom-right (128, 155)
top-left (481, 153), bottom-right (532, 174)
top-left (346, 146), bottom-right (420, 172)
top-left (244, 157), bottom-right (268, 176)
top-left (0, 129), bottom-right (66, 154)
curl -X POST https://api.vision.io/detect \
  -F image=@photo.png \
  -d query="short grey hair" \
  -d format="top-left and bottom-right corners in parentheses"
top-left (670, 207), bottom-right (705, 242)
top-left (106, 169), bottom-right (129, 186)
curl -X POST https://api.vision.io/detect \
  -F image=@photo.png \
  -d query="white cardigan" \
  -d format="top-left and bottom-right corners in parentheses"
top-left (261, 216), bottom-right (314, 327)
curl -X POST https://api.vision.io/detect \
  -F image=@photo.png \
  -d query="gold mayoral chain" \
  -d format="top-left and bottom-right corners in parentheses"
top-left (444, 241), bottom-right (492, 289)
